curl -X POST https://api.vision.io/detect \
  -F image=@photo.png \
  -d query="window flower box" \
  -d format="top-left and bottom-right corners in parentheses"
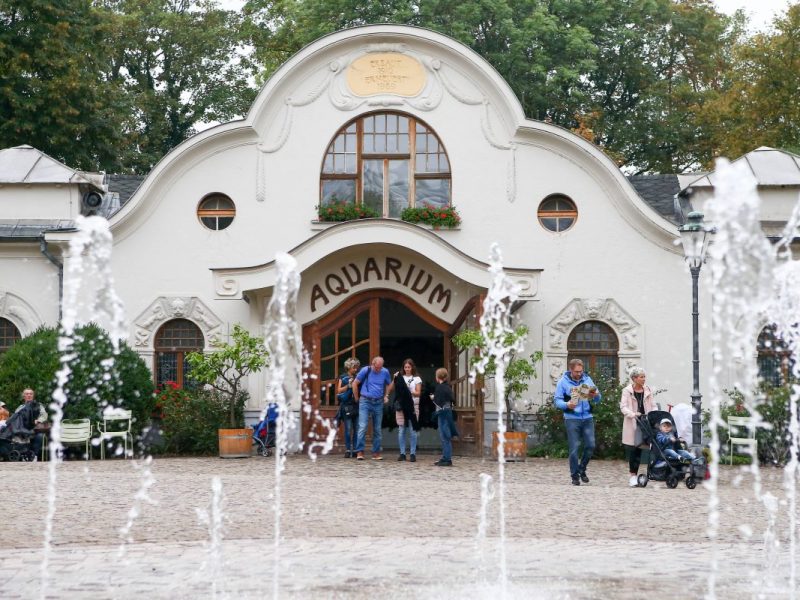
top-left (400, 205), bottom-right (461, 229)
top-left (316, 201), bottom-right (379, 222)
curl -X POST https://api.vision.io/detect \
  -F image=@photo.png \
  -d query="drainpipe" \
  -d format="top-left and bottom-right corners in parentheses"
top-left (39, 237), bottom-right (63, 321)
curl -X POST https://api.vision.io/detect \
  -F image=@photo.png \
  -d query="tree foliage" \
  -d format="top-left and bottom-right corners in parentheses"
top-left (0, 323), bottom-right (154, 435)
top-left (185, 323), bottom-right (269, 428)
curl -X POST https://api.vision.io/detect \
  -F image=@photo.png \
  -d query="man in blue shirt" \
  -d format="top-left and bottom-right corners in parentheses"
top-left (554, 359), bottom-right (601, 486)
top-left (352, 356), bottom-right (394, 460)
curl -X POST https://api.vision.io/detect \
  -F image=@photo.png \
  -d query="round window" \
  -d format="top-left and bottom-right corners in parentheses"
top-left (197, 194), bottom-right (235, 231)
top-left (537, 194), bottom-right (577, 233)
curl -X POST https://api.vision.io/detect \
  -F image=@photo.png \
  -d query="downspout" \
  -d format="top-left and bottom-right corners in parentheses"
top-left (39, 236), bottom-right (63, 321)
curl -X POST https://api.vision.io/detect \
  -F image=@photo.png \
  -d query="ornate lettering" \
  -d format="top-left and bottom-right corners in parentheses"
top-left (410, 271), bottom-right (432, 294)
top-left (311, 284), bottom-right (329, 312)
top-left (402, 264), bottom-right (416, 287)
top-left (427, 284), bottom-right (451, 312)
top-left (384, 257), bottom-right (402, 283)
top-left (341, 263), bottom-right (362, 287)
top-left (364, 257), bottom-right (382, 282)
top-left (325, 273), bottom-right (348, 296)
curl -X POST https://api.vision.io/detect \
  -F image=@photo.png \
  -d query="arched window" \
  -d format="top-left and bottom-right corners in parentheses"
top-left (568, 321), bottom-right (619, 380)
top-left (757, 325), bottom-right (794, 386)
top-left (538, 194), bottom-right (577, 232)
top-left (0, 317), bottom-right (21, 354)
top-left (320, 112), bottom-right (451, 217)
top-left (197, 194), bottom-right (235, 230)
top-left (154, 319), bottom-right (204, 388)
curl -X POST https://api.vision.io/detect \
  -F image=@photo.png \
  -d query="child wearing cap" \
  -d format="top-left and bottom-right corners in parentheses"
top-left (655, 418), bottom-right (698, 464)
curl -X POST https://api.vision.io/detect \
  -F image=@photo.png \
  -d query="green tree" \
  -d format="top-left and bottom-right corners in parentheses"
top-left (0, 0), bottom-right (129, 170)
top-left (102, 0), bottom-right (258, 172)
top-left (703, 4), bottom-right (800, 160)
top-left (185, 323), bottom-right (269, 428)
top-left (0, 323), bottom-right (154, 436)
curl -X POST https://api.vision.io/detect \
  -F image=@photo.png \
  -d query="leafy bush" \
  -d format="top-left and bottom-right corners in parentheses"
top-left (400, 205), bottom-right (461, 228)
top-left (158, 383), bottom-right (248, 455)
top-left (706, 385), bottom-right (794, 466)
top-left (529, 375), bottom-right (629, 460)
top-left (0, 323), bottom-right (154, 437)
top-left (316, 200), bottom-right (379, 222)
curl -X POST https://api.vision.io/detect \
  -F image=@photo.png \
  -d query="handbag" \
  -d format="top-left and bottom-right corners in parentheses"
top-left (633, 420), bottom-right (647, 448)
top-left (393, 399), bottom-right (403, 412)
top-left (342, 402), bottom-right (357, 418)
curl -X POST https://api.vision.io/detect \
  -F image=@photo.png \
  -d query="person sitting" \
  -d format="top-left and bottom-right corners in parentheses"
top-left (655, 418), bottom-right (699, 465)
top-left (14, 389), bottom-right (48, 459)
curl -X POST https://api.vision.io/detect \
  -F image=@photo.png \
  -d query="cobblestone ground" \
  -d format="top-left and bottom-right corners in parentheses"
top-left (0, 454), bottom-right (795, 599)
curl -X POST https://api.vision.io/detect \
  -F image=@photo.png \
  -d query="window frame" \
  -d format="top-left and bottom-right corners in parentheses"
top-left (757, 324), bottom-right (794, 386)
top-left (197, 193), bottom-right (236, 231)
top-left (567, 320), bottom-right (619, 381)
top-left (0, 317), bottom-right (21, 354)
top-left (320, 111), bottom-right (452, 217)
top-left (154, 319), bottom-right (205, 389)
top-left (537, 194), bottom-right (578, 233)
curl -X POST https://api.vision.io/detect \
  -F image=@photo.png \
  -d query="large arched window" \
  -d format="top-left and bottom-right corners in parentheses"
top-left (0, 317), bottom-right (21, 354)
top-left (154, 319), bottom-right (204, 388)
top-left (757, 325), bottom-right (794, 386)
top-left (320, 112), bottom-right (451, 217)
top-left (567, 321), bottom-right (619, 381)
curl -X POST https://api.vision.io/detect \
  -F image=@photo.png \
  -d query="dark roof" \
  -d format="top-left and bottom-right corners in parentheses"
top-left (0, 219), bottom-right (75, 240)
top-left (107, 174), bottom-right (145, 207)
top-left (626, 175), bottom-right (683, 224)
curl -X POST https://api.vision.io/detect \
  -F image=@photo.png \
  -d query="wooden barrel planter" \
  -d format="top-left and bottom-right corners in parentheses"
top-left (491, 431), bottom-right (528, 462)
top-left (218, 428), bottom-right (254, 458)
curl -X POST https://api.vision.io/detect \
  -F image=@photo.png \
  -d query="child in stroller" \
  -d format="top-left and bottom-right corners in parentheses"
top-left (635, 410), bottom-right (703, 489)
top-left (0, 401), bottom-right (43, 461)
top-left (252, 403), bottom-right (278, 457)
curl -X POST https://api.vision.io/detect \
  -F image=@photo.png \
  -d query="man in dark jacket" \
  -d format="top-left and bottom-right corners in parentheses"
top-left (554, 359), bottom-right (601, 486)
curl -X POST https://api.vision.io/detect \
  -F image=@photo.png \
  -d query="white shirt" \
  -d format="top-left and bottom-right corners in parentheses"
top-left (404, 375), bottom-right (422, 398)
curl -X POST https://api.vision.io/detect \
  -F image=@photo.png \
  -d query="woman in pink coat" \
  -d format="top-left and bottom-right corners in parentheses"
top-left (619, 367), bottom-right (656, 487)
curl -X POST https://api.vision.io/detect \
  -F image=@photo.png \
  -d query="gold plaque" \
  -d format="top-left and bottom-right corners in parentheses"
top-left (346, 53), bottom-right (426, 97)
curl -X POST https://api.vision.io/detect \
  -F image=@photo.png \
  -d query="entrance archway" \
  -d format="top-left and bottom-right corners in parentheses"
top-left (302, 289), bottom-right (483, 455)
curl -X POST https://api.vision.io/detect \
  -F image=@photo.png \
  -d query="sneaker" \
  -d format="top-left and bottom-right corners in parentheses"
top-left (653, 460), bottom-right (667, 469)
top-left (571, 476), bottom-right (581, 486)
top-left (629, 475), bottom-right (639, 487)
top-left (398, 453), bottom-right (406, 461)
top-left (356, 452), bottom-right (364, 460)
top-left (580, 472), bottom-right (589, 484)
top-left (409, 454), bottom-right (416, 463)
top-left (372, 453), bottom-right (383, 461)
top-left (344, 451), bottom-right (351, 458)
top-left (434, 459), bottom-right (452, 467)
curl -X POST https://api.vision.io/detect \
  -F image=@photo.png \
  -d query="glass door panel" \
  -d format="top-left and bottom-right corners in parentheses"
top-left (388, 159), bottom-right (409, 218)
top-left (363, 160), bottom-right (383, 215)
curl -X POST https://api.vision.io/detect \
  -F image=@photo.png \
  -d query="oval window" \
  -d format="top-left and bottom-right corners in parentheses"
top-left (538, 194), bottom-right (577, 233)
top-left (197, 194), bottom-right (235, 231)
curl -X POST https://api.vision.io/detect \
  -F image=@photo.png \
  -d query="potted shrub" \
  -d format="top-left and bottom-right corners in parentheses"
top-left (452, 325), bottom-right (541, 461)
top-left (186, 324), bottom-right (269, 458)
top-left (400, 204), bottom-right (461, 228)
top-left (316, 200), bottom-right (379, 222)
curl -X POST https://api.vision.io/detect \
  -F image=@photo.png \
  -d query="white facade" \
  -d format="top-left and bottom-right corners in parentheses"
top-left (1, 26), bottom-right (796, 453)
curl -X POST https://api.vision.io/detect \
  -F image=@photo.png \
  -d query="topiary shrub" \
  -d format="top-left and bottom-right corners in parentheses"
top-left (0, 323), bottom-right (154, 439)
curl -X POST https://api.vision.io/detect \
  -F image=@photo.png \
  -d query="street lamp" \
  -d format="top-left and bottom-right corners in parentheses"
top-left (678, 211), bottom-right (714, 451)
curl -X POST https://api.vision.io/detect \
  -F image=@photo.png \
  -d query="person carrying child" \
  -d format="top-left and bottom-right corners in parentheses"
top-left (655, 418), bottom-right (699, 464)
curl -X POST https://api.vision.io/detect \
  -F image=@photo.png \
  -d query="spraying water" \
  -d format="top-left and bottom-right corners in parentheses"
top-left (705, 157), bottom-right (800, 597)
top-left (263, 252), bottom-right (302, 600)
top-left (42, 215), bottom-right (127, 598)
top-left (196, 476), bottom-right (227, 598)
top-left (470, 242), bottom-right (522, 597)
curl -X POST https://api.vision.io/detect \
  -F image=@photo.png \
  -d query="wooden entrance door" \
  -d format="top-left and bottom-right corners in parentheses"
top-left (448, 295), bottom-right (484, 456)
top-left (302, 290), bottom-right (454, 453)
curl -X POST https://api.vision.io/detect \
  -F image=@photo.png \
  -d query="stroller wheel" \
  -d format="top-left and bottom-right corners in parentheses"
top-left (637, 474), bottom-right (648, 488)
top-left (259, 446), bottom-right (271, 457)
top-left (685, 476), bottom-right (697, 489)
top-left (666, 475), bottom-right (679, 489)
top-left (8, 450), bottom-right (21, 462)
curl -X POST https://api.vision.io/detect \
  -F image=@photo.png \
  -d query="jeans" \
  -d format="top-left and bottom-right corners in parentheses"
top-left (342, 415), bottom-right (358, 451)
top-left (437, 409), bottom-right (457, 461)
top-left (663, 448), bottom-right (696, 462)
top-left (356, 398), bottom-right (384, 454)
top-left (565, 418), bottom-right (595, 477)
top-left (398, 423), bottom-right (417, 456)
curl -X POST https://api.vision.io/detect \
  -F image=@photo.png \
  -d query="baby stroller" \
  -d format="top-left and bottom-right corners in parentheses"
top-left (252, 403), bottom-right (278, 457)
top-left (0, 401), bottom-right (42, 462)
top-left (636, 410), bottom-right (703, 489)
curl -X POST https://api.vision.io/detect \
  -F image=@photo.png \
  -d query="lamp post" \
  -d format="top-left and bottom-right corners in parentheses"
top-left (678, 211), bottom-right (714, 451)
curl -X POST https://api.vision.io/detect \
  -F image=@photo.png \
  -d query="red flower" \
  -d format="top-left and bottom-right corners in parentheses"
top-left (440, 213), bottom-right (447, 219)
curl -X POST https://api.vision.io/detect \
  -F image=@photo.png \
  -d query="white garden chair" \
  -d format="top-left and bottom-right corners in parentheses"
top-left (97, 409), bottom-right (133, 459)
top-left (61, 419), bottom-right (92, 460)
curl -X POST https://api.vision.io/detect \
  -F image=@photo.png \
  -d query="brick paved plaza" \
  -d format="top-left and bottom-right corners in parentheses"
top-left (0, 454), bottom-right (794, 599)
